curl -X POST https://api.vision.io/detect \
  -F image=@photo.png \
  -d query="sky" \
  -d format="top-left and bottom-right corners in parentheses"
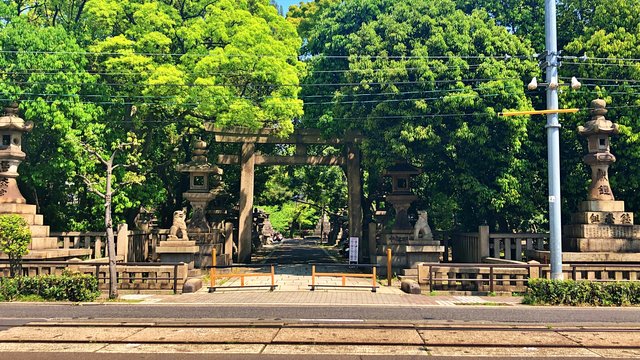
top-left (278, 0), bottom-right (302, 12)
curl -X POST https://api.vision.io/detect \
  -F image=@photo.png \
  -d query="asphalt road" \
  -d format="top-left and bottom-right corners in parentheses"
top-left (260, 238), bottom-right (339, 265)
top-left (1, 303), bottom-right (640, 325)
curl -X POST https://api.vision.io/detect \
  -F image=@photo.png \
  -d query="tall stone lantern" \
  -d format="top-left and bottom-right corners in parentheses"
top-left (578, 99), bottom-right (619, 202)
top-left (0, 104), bottom-right (33, 204)
top-left (546, 99), bottom-right (640, 265)
top-left (176, 139), bottom-right (224, 233)
top-left (384, 162), bottom-right (421, 230)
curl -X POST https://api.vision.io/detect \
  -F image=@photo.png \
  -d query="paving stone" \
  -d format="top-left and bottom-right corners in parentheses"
top-left (98, 343), bottom-right (264, 354)
top-left (587, 348), bottom-right (640, 357)
top-left (274, 328), bottom-right (423, 345)
top-left (419, 329), bottom-right (577, 346)
top-left (426, 346), bottom-right (599, 357)
top-left (262, 344), bottom-right (428, 355)
top-left (124, 327), bottom-right (278, 343)
top-left (0, 342), bottom-right (108, 353)
top-left (558, 331), bottom-right (640, 347)
top-left (0, 326), bottom-right (144, 342)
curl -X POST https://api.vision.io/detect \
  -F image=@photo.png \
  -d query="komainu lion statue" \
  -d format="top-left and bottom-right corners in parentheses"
top-left (413, 210), bottom-right (433, 240)
top-left (169, 209), bottom-right (189, 241)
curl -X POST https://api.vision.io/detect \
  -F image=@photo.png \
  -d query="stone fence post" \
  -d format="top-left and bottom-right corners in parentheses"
top-left (479, 225), bottom-right (490, 261)
top-left (117, 223), bottom-right (129, 262)
top-left (528, 260), bottom-right (540, 280)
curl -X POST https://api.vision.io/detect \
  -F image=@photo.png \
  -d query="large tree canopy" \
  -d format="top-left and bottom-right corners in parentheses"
top-left (292, 0), bottom-right (541, 231)
top-left (451, 0), bottom-right (640, 224)
top-left (0, 0), bottom-right (303, 230)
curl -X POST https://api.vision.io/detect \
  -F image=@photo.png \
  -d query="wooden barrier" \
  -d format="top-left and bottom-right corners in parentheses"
top-left (208, 248), bottom-right (276, 291)
top-left (310, 264), bottom-right (378, 292)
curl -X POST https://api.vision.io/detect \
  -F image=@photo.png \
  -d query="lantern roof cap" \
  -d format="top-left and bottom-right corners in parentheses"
top-left (0, 104), bottom-right (33, 132)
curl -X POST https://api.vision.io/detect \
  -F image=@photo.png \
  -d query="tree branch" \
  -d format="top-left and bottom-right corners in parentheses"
top-left (81, 142), bottom-right (109, 166)
top-left (79, 174), bottom-right (106, 199)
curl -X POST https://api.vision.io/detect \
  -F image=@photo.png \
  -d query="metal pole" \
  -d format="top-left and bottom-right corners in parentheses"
top-left (545, 0), bottom-right (563, 280)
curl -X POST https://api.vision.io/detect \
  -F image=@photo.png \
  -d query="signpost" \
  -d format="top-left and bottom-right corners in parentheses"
top-left (349, 237), bottom-right (359, 264)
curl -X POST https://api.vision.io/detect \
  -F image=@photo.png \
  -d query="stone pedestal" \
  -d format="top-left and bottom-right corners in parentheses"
top-left (560, 200), bottom-right (640, 261)
top-left (156, 240), bottom-right (200, 269)
top-left (376, 230), bottom-right (444, 271)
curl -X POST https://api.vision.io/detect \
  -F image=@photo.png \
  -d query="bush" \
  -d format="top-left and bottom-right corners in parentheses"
top-left (524, 279), bottom-right (640, 306)
top-left (0, 214), bottom-right (31, 276)
top-left (0, 272), bottom-right (100, 302)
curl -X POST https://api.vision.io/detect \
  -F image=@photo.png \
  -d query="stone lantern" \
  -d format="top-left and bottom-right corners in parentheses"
top-left (0, 103), bottom-right (33, 204)
top-left (176, 139), bottom-right (224, 233)
top-left (578, 99), bottom-right (619, 201)
top-left (384, 162), bottom-right (421, 230)
top-left (541, 99), bottom-right (640, 265)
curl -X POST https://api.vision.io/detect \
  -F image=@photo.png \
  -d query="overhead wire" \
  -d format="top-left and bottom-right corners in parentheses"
top-left (0, 49), bottom-right (534, 60)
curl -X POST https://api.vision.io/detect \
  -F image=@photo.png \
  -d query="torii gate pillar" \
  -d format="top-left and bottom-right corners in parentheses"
top-left (238, 142), bottom-right (255, 263)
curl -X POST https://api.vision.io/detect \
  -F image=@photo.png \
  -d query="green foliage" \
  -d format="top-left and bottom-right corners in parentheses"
top-left (259, 202), bottom-right (318, 234)
top-left (0, 0), bottom-right (303, 231)
top-left (452, 0), bottom-right (640, 227)
top-left (0, 272), bottom-right (100, 302)
top-left (0, 214), bottom-right (31, 276)
top-left (524, 279), bottom-right (640, 306)
top-left (298, 0), bottom-right (540, 231)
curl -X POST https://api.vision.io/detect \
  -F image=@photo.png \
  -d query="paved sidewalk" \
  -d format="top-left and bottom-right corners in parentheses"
top-left (124, 290), bottom-right (522, 307)
top-left (123, 239), bottom-right (523, 306)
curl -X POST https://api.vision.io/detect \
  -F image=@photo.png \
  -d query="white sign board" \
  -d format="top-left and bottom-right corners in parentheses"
top-left (349, 236), bottom-right (359, 263)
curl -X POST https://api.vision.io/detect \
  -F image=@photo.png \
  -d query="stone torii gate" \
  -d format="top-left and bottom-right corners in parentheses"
top-left (204, 125), bottom-right (364, 263)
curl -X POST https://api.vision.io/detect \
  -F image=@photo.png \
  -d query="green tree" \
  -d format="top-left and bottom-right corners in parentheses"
top-left (299, 0), bottom-right (541, 231)
top-left (450, 0), bottom-right (640, 223)
top-left (0, 214), bottom-right (31, 276)
top-left (0, 0), bottom-right (304, 231)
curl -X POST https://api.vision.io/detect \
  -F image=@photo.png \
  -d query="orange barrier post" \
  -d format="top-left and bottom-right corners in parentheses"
top-left (311, 265), bottom-right (316, 291)
top-left (372, 266), bottom-right (377, 293)
top-left (270, 265), bottom-right (275, 291)
top-left (387, 248), bottom-right (392, 286)
top-left (211, 247), bottom-right (217, 287)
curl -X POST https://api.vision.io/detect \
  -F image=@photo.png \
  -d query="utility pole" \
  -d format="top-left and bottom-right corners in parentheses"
top-left (544, 0), bottom-right (563, 280)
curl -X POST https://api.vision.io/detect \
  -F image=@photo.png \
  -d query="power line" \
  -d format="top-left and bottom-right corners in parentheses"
top-left (563, 61), bottom-right (640, 68)
top-left (0, 64), bottom-right (491, 77)
top-left (3, 77), bottom-right (522, 88)
top-left (561, 55), bottom-right (640, 62)
top-left (0, 49), bottom-right (533, 60)
top-left (5, 85), bottom-right (524, 101)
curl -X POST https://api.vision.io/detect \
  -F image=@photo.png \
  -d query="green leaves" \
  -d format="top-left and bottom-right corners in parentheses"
top-left (0, 214), bottom-right (31, 277)
top-left (299, 0), bottom-right (539, 231)
top-left (1, 0), bottom-right (304, 230)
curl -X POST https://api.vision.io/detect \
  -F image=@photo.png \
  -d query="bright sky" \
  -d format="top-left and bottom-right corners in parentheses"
top-left (278, 0), bottom-right (303, 12)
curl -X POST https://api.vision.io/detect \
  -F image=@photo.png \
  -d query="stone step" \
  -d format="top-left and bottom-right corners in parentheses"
top-left (28, 225), bottom-right (50, 238)
top-left (565, 237), bottom-right (640, 252)
top-left (28, 237), bottom-right (59, 250)
top-left (398, 274), bottom-right (418, 282)
top-left (0, 203), bottom-right (37, 214)
top-left (6, 248), bottom-right (93, 260)
top-left (12, 213), bottom-right (44, 225)
top-left (401, 268), bottom-right (418, 276)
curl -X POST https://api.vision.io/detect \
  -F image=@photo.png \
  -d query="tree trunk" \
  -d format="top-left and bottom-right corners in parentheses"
top-left (105, 165), bottom-right (118, 299)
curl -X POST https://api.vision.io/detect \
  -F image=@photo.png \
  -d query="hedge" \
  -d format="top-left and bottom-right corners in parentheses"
top-left (0, 272), bottom-right (100, 302)
top-left (524, 279), bottom-right (640, 306)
